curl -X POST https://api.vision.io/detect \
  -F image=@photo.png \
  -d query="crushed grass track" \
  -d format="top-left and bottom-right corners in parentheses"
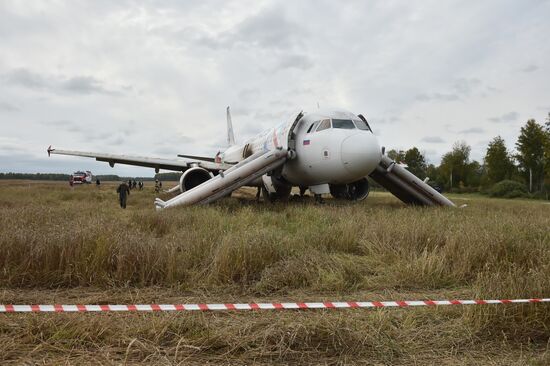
top-left (0, 180), bottom-right (549, 364)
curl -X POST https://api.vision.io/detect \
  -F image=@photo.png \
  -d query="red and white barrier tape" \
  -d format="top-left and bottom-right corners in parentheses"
top-left (1, 298), bottom-right (549, 313)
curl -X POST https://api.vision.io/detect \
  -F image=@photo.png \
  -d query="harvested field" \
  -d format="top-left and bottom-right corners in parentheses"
top-left (0, 180), bottom-right (549, 365)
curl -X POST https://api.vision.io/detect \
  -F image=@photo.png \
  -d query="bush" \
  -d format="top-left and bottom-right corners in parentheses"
top-left (489, 180), bottom-right (527, 198)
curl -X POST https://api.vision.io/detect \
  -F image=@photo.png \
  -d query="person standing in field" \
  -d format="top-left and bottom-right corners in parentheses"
top-left (116, 181), bottom-right (130, 209)
top-left (96, 178), bottom-right (101, 187)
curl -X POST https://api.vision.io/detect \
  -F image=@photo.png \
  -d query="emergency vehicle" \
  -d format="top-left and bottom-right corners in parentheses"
top-left (70, 171), bottom-right (92, 184)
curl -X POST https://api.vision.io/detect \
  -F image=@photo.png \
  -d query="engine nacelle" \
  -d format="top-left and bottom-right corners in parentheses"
top-left (329, 177), bottom-right (370, 201)
top-left (179, 167), bottom-right (212, 192)
top-left (262, 175), bottom-right (292, 202)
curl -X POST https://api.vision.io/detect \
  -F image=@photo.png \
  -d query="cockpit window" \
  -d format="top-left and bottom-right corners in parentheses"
top-left (316, 119), bottom-right (331, 132)
top-left (354, 119), bottom-right (372, 132)
top-left (307, 121), bottom-right (319, 133)
top-left (332, 119), bottom-right (355, 129)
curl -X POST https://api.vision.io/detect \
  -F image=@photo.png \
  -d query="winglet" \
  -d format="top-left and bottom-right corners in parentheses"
top-left (47, 145), bottom-right (53, 157)
top-left (226, 106), bottom-right (235, 146)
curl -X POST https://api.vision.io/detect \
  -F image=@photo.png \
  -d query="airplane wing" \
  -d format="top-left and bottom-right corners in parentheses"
top-left (47, 146), bottom-right (233, 173)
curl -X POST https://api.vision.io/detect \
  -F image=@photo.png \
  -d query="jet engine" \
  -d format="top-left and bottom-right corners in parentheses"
top-left (329, 177), bottom-right (370, 201)
top-left (179, 167), bottom-right (212, 192)
top-left (261, 175), bottom-right (292, 202)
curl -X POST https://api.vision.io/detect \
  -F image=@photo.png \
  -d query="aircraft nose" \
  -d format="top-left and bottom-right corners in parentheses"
top-left (341, 133), bottom-right (382, 176)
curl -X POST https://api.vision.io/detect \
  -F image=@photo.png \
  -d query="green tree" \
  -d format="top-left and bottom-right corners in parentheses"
top-left (465, 160), bottom-right (483, 188)
top-left (545, 113), bottom-right (550, 196)
top-left (438, 141), bottom-right (472, 190)
top-left (515, 119), bottom-right (546, 192)
top-left (483, 136), bottom-right (515, 184)
top-left (387, 149), bottom-right (405, 163)
top-left (403, 147), bottom-right (427, 178)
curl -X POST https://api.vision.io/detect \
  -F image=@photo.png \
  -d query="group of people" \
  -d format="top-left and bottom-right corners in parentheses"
top-left (116, 179), bottom-right (163, 209)
top-left (127, 179), bottom-right (144, 190)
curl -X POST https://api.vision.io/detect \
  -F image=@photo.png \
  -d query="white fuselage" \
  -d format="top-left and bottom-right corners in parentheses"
top-left (220, 108), bottom-right (382, 187)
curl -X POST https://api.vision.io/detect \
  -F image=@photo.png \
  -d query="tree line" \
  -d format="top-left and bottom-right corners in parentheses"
top-left (387, 113), bottom-right (550, 199)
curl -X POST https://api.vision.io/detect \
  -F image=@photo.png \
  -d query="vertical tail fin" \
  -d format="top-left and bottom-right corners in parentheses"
top-left (226, 106), bottom-right (236, 146)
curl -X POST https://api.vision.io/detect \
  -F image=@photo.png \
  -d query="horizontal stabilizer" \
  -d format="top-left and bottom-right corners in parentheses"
top-left (177, 154), bottom-right (216, 163)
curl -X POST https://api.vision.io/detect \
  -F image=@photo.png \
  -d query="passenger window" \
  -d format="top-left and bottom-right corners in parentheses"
top-left (332, 119), bottom-right (355, 129)
top-left (316, 119), bottom-right (331, 132)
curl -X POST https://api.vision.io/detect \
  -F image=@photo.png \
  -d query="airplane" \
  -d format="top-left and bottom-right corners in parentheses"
top-left (48, 107), bottom-right (455, 209)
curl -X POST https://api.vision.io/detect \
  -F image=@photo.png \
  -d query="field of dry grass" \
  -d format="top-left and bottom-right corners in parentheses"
top-left (0, 180), bottom-right (549, 365)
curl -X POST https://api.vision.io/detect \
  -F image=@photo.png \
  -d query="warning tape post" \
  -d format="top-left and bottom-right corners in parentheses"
top-left (1, 298), bottom-right (549, 313)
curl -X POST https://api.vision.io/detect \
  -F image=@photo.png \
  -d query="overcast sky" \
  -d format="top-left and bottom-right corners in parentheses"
top-left (1, 0), bottom-right (549, 176)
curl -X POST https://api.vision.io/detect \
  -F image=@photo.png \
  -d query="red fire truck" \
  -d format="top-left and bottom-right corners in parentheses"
top-left (70, 171), bottom-right (93, 184)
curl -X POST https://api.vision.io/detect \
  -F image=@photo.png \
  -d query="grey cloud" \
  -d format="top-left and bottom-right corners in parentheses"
top-left (44, 120), bottom-right (76, 127)
top-left (191, 5), bottom-right (307, 52)
top-left (0, 139), bottom-right (27, 153)
top-left (231, 6), bottom-right (306, 50)
top-left (42, 120), bottom-right (85, 134)
top-left (0, 101), bottom-right (19, 112)
top-left (415, 94), bottom-right (430, 102)
top-left (453, 78), bottom-right (481, 95)
top-left (421, 136), bottom-right (445, 143)
top-left (42, 119), bottom-right (115, 142)
top-left (253, 110), bottom-right (287, 122)
top-left (207, 137), bottom-right (230, 152)
top-left (108, 137), bottom-right (125, 146)
top-left (87, 131), bottom-right (112, 142)
top-left (155, 135), bottom-right (195, 147)
top-left (433, 93), bottom-right (460, 101)
top-left (61, 76), bottom-right (115, 95)
top-left (415, 93), bottom-right (460, 102)
top-left (276, 54), bottom-right (314, 71)
top-left (5, 68), bottom-right (47, 89)
top-left (120, 121), bottom-right (138, 137)
top-left (230, 106), bottom-right (254, 117)
top-left (459, 127), bottom-right (484, 134)
top-left (488, 111), bottom-right (519, 123)
top-left (242, 123), bottom-right (265, 136)
top-left (238, 88), bottom-right (261, 101)
top-left (153, 146), bottom-right (181, 156)
top-left (416, 78), bottom-right (481, 103)
top-left (522, 64), bottom-right (538, 73)
top-left (4, 68), bottom-right (122, 96)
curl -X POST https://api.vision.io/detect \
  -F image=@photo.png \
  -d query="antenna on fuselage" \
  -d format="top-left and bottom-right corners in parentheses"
top-left (226, 106), bottom-right (236, 146)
